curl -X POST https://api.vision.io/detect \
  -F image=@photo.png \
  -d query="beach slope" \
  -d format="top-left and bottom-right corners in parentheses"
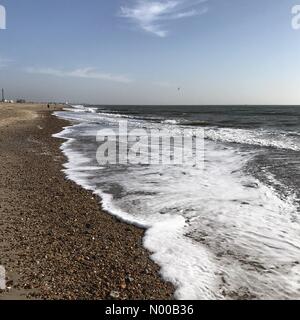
top-left (0, 103), bottom-right (174, 300)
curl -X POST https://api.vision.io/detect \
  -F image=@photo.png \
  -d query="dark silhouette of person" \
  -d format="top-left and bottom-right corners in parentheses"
top-left (47, 104), bottom-right (50, 109)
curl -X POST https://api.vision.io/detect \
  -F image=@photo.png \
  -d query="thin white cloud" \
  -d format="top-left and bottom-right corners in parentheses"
top-left (119, 0), bottom-right (208, 37)
top-left (0, 57), bottom-right (12, 68)
top-left (26, 67), bottom-right (133, 84)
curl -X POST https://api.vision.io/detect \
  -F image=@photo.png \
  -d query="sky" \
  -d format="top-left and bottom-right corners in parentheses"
top-left (0, 0), bottom-right (300, 105)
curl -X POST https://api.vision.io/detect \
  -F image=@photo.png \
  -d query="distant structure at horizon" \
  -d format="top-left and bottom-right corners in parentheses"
top-left (0, 88), bottom-right (16, 104)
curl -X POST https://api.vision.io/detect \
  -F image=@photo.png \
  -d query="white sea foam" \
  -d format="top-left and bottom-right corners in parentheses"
top-left (53, 106), bottom-right (300, 300)
top-left (205, 127), bottom-right (300, 151)
top-left (162, 119), bottom-right (179, 125)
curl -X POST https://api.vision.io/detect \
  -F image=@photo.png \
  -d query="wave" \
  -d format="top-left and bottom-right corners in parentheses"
top-left (53, 106), bottom-right (300, 299)
top-left (62, 106), bottom-right (300, 153)
top-left (184, 121), bottom-right (212, 127)
top-left (161, 119), bottom-right (179, 125)
top-left (205, 128), bottom-right (300, 151)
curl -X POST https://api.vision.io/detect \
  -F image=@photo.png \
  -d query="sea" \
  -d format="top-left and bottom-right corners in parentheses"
top-left (54, 105), bottom-right (300, 300)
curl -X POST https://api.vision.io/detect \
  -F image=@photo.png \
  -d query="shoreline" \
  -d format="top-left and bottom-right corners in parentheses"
top-left (0, 103), bottom-right (174, 300)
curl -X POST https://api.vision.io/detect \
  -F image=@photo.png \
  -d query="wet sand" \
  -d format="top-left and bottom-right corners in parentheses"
top-left (0, 103), bottom-right (174, 300)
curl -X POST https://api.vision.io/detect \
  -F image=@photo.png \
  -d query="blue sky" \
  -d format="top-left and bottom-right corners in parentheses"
top-left (0, 0), bottom-right (300, 105)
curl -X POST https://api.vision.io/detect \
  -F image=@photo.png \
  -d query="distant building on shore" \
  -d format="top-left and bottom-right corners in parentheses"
top-left (0, 89), bottom-right (14, 103)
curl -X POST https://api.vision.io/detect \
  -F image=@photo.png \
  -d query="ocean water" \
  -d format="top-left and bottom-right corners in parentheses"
top-left (54, 105), bottom-right (300, 300)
